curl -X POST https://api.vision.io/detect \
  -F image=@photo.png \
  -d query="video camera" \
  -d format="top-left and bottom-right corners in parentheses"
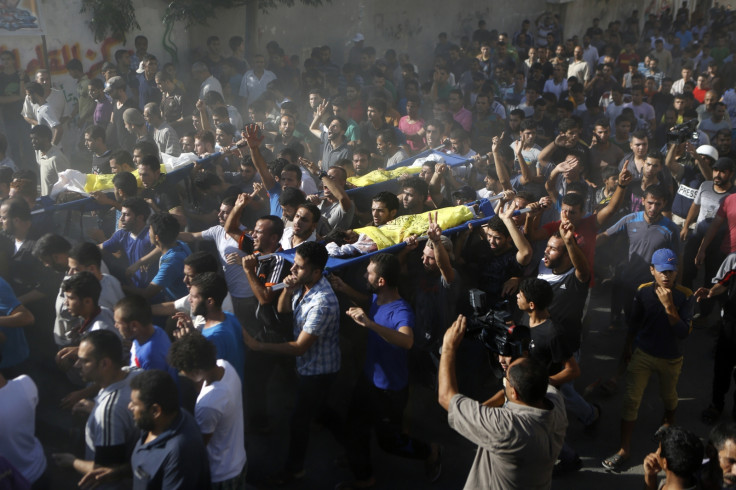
top-left (465, 289), bottom-right (528, 358)
top-left (667, 119), bottom-right (699, 144)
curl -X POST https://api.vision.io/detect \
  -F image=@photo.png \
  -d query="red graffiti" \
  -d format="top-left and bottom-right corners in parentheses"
top-left (0, 36), bottom-right (124, 77)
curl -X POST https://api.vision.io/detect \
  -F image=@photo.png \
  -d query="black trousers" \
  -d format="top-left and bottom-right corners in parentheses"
top-left (345, 374), bottom-right (431, 481)
top-left (711, 321), bottom-right (736, 411)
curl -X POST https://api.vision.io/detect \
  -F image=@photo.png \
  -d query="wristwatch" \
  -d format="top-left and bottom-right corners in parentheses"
top-left (318, 171), bottom-right (328, 179)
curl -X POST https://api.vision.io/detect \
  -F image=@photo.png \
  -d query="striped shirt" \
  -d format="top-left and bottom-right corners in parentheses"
top-left (292, 276), bottom-right (341, 376)
top-left (85, 370), bottom-right (139, 472)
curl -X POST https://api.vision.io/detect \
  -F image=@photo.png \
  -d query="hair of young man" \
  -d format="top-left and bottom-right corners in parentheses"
top-left (294, 240), bottom-right (328, 272)
top-left (282, 163), bottom-right (302, 182)
top-left (138, 154), bottom-right (161, 172)
top-left (298, 203), bottom-right (321, 224)
top-left (519, 277), bottom-right (554, 310)
top-left (32, 233), bottom-right (71, 259)
top-left (659, 426), bottom-right (705, 480)
top-left (369, 253), bottom-right (400, 288)
top-left (507, 357), bottom-right (550, 404)
top-left (190, 272), bottom-right (228, 309)
top-left (62, 271), bottom-right (102, 305)
top-left (80, 329), bottom-right (124, 367)
top-left (115, 294), bottom-right (153, 325)
top-left (84, 125), bottom-right (106, 142)
top-left (279, 186), bottom-right (307, 208)
top-left (643, 184), bottom-right (669, 202)
top-left (112, 171), bottom-right (138, 196)
top-left (402, 176), bottom-right (429, 199)
top-left (372, 191), bottom-right (400, 212)
top-left (69, 242), bottom-right (103, 269)
top-left (486, 216), bottom-right (511, 238)
top-left (120, 197), bottom-right (150, 220)
top-left (148, 213), bottom-right (180, 246)
top-left (129, 369), bottom-right (179, 415)
top-left (167, 332), bottom-right (217, 373)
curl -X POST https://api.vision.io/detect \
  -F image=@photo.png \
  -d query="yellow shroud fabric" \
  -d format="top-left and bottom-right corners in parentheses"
top-left (83, 164), bottom-right (168, 193)
top-left (354, 205), bottom-right (474, 249)
top-left (347, 166), bottom-right (421, 187)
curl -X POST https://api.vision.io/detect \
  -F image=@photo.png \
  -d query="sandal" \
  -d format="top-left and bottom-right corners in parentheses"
top-left (601, 453), bottom-right (628, 471)
top-left (701, 405), bottom-right (722, 425)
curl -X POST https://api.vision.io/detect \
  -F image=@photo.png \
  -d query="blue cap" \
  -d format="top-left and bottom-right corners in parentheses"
top-left (651, 248), bottom-right (678, 272)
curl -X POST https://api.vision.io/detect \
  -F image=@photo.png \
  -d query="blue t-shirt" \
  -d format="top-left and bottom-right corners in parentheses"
top-left (152, 241), bottom-right (191, 301)
top-left (267, 183), bottom-right (283, 217)
top-left (202, 312), bottom-right (245, 383)
top-left (132, 326), bottom-right (177, 380)
top-left (0, 277), bottom-right (29, 369)
top-left (102, 226), bottom-right (157, 288)
top-left (364, 295), bottom-right (414, 391)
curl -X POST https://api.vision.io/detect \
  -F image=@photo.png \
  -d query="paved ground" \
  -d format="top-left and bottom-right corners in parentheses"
top-left (37, 282), bottom-right (725, 489)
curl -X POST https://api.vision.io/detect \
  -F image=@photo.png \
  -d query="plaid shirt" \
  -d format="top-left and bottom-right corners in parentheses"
top-left (292, 276), bottom-right (341, 376)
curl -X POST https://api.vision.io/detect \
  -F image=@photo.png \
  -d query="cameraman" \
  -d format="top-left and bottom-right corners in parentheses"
top-left (438, 315), bottom-right (567, 489)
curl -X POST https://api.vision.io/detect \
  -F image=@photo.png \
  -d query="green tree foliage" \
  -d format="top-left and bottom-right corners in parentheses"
top-left (81, 0), bottom-right (140, 43)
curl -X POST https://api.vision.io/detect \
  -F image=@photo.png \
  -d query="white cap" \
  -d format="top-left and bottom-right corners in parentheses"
top-left (136, 61), bottom-right (145, 74)
top-left (696, 144), bottom-right (719, 161)
top-left (352, 33), bottom-right (365, 43)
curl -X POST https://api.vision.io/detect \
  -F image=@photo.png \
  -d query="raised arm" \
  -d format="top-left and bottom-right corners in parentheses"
top-left (224, 193), bottom-right (252, 242)
top-left (240, 123), bottom-right (277, 191)
top-left (438, 315), bottom-right (466, 410)
top-left (309, 99), bottom-right (329, 139)
top-left (560, 221), bottom-right (591, 284)
top-left (427, 212), bottom-right (455, 284)
top-left (596, 159), bottom-right (632, 226)
top-left (499, 201), bottom-right (533, 266)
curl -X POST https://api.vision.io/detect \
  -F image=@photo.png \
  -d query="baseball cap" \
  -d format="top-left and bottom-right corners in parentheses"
top-left (695, 144), bottom-right (718, 161)
top-left (352, 33), bottom-right (365, 43)
top-left (104, 76), bottom-right (126, 93)
top-left (651, 248), bottom-right (678, 272)
top-left (713, 157), bottom-right (735, 172)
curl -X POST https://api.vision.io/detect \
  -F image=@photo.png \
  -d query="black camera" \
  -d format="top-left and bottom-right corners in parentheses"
top-left (465, 289), bottom-right (528, 357)
top-left (667, 119), bottom-right (699, 144)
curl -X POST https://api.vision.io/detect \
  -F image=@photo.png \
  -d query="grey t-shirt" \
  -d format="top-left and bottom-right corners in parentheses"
top-left (319, 199), bottom-right (355, 230)
top-left (448, 386), bottom-right (567, 490)
top-left (694, 181), bottom-right (736, 223)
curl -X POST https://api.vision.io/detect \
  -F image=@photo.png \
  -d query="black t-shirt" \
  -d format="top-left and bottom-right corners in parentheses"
top-left (465, 242), bottom-right (523, 303)
top-left (251, 254), bottom-right (292, 342)
top-left (141, 177), bottom-right (181, 213)
top-left (543, 267), bottom-right (589, 350)
top-left (529, 318), bottom-right (575, 377)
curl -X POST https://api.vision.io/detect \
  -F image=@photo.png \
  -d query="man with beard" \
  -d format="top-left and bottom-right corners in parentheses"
top-left (280, 203), bottom-right (320, 249)
top-left (598, 185), bottom-right (681, 320)
top-left (30, 124), bottom-right (68, 196)
top-left (602, 249), bottom-right (694, 471)
top-left (114, 295), bottom-right (175, 377)
top-left (175, 273), bottom-right (245, 384)
top-left (242, 242), bottom-right (340, 484)
top-left (706, 423), bottom-right (736, 488)
top-left (329, 253), bottom-right (441, 488)
top-left (299, 158), bottom-right (355, 230)
top-left (99, 197), bottom-right (157, 290)
top-left (399, 213), bottom-right (459, 372)
top-left (460, 203), bottom-right (533, 303)
top-left (104, 76), bottom-right (136, 153)
top-left (377, 129), bottom-right (409, 168)
top-left (52, 330), bottom-right (138, 489)
top-left (399, 176), bottom-right (432, 216)
top-left (351, 149), bottom-right (375, 177)
top-left (79, 370), bottom-right (210, 489)
top-left (310, 100), bottom-right (352, 171)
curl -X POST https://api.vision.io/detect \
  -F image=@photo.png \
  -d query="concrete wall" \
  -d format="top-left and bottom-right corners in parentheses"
top-left (204, 0), bottom-right (551, 73)
top-left (0, 0), bottom-right (189, 112)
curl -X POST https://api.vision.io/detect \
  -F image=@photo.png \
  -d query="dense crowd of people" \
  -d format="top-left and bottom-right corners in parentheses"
top-left (5, 1), bottom-right (736, 489)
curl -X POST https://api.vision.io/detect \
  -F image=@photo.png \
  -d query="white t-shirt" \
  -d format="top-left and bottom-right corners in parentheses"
top-left (100, 273), bottom-right (125, 310)
top-left (280, 227), bottom-right (316, 250)
top-left (196, 360), bottom-right (247, 482)
top-left (200, 225), bottom-right (253, 298)
top-left (174, 293), bottom-right (235, 330)
top-left (0, 375), bottom-right (47, 483)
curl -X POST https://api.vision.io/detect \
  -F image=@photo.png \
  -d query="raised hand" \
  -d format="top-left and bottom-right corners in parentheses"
top-left (235, 192), bottom-right (251, 209)
top-left (346, 306), bottom-right (370, 327)
top-left (243, 123), bottom-right (264, 148)
top-left (618, 159), bottom-right (632, 187)
top-left (427, 211), bottom-right (442, 242)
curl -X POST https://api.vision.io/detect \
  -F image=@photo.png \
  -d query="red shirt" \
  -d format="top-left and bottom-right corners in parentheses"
top-left (542, 214), bottom-right (598, 285)
top-left (717, 193), bottom-right (736, 254)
